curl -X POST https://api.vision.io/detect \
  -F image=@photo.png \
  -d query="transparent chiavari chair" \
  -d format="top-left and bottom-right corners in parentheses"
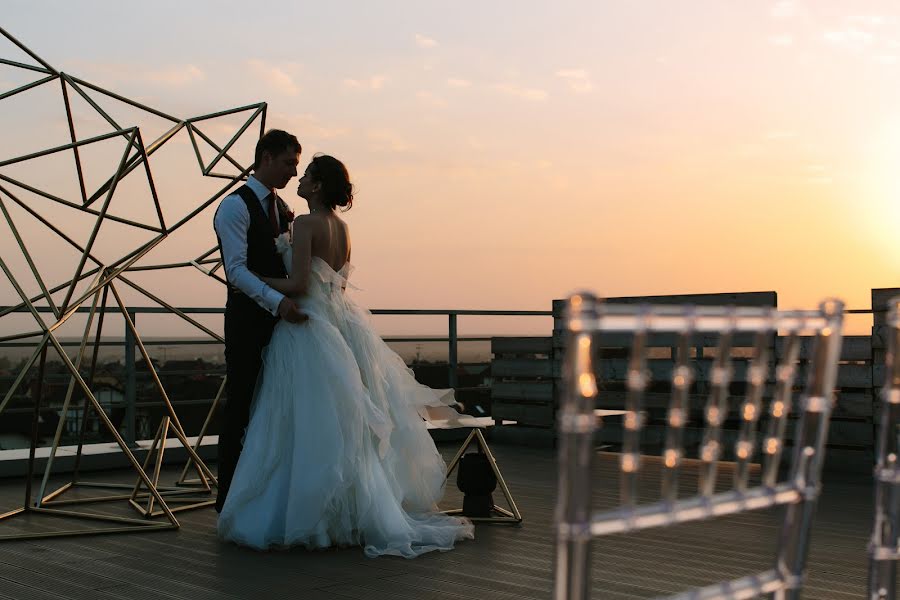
top-left (554, 293), bottom-right (845, 600)
top-left (868, 297), bottom-right (900, 600)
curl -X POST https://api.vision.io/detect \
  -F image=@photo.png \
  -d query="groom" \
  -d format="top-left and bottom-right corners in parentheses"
top-left (213, 129), bottom-right (306, 513)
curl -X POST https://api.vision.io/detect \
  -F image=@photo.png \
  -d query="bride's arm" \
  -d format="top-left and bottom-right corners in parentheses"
top-left (259, 216), bottom-right (312, 297)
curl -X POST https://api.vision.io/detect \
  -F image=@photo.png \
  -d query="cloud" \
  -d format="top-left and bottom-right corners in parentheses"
top-left (416, 91), bottom-right (447, 108)
top-left (367, 128), bottom-right (412, 152)
top-left (770, 1), bottom-right (799, 19)
top-left (61, 59), bottom-right (206, 88)
top-left (446, 78), bottom-right (472, 88)
top-left (144, 64), bottom-right (205, 86)
top-left (245, 60), bottom-right (299, 96)
top-left (493, 83), bottom-right (548, 102)
top-left (415, 34), bottom-right (438, 48)
top-left (848, 15), bottom-right (889, 28)
top-left (555, 68), bottom-right (593, 93)
top-left (276, 112), bottom-right (349, 140)
top-left (343, 76), bottom-right (387, 91)
top-left (823, 28), bottom-right (875, 50)
top-left (768, 34), bottom-right (794, 47)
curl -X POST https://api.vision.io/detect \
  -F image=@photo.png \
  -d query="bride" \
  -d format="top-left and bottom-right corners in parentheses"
top-left (217, 154), bottom-right (474, 557)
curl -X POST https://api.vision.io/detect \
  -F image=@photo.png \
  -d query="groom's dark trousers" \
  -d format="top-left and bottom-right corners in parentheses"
top-left (215, 185), bottom-right (288, 513)
top-left (216, 301), bottom-right (277, 512)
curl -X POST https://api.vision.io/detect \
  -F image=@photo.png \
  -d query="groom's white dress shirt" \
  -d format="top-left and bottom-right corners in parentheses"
top-left (214, 175), bottom-right (285, 316)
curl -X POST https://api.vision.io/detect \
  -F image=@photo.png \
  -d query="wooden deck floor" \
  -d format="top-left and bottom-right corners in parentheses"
top-left (0, 442), bottom-right (888, 599)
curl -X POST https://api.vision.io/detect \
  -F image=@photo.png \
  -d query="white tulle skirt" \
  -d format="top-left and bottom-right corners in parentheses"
top-left (217, 260), bottom-right (473, 557)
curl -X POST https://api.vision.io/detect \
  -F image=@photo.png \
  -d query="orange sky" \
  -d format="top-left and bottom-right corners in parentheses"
top-left (2, 2), bottom-right (900, 338)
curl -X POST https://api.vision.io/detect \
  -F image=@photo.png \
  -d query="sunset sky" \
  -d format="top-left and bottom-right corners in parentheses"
top-left (2, 1), bottom-right (900, 337)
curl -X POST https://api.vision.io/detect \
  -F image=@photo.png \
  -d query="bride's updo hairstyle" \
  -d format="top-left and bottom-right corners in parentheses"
top-left (309, 154), bottom-right (353, 211)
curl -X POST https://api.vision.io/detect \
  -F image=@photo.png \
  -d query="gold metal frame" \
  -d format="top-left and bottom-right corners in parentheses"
top-left (442, 428), bottom-right (522, 524)
top-left (0, 26), bottom-right (268, 538)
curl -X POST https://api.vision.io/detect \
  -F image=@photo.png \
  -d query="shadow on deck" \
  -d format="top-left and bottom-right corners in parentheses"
top-left (0, 443), bottom-right (883, 599)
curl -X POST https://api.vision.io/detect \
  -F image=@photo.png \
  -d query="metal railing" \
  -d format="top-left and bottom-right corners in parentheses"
top-left (0, 305), bottom-right (552, 446)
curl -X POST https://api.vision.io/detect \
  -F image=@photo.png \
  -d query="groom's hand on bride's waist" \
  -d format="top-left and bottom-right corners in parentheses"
top-left (278, 297), bottom-right (308, 324)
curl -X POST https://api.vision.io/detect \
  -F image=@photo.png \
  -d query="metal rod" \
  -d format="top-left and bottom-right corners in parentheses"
top-left (0, 330), bottom-right (45, 343)
top-left (124, 310), bottom-right (137, 447)
top-left (0, 193), bottom-right (60, 318)
top-left (67, 74), bottom-right (179, 122)
top-left (734, 331), bottom-right (770, 492)
top-left (134, 129), bottom-right (166, 231)
top-left (60, 128), bottom-right (137, 312)
top-left (775, 299), bottom-right (844, 600)
top-left (108, 281), bottom-right (218, 483)
top-left (448, 313), bottom-right (458, 389)
top-left (0, 57), bottom-right (53, 74)
top-left (621, 307), bottom-right (649, 509)
top-left (36, 280), bottom-right (103, 505)
top-left (72, 284), bottom-right (110, 480)
top-left (118, 275), bottom-right (224, 343)
top-left (204, 104), bottom-right (263, 174)
top-left (0, 126), bottom-right (134, 168)
top-left (698, 311), bottom-right (735, 497)
top-left (177, 377), bottom-right (225, 484)
top-left (868, 298), bottom-right (900, 600)
top-left (59, 76), bottom-right (89, 205)
top-left (0, 73), bottom-right (56, 101)
top-left (24, 342), bottom-right (50, 510)
top-left (59, 72), bottom-right (121, 132)
top-left (189, 122), bottom-right (248, 175)
top-left (662, 318), bottom-right (694, 503)
top-left (554, 293), bottom-right (598, 600)
top-left (0, 332), bottom-right (50, 416)
top-left (0, 26), bottom-right (58, 73)
top-left (43, 332), bottom-right (180, 526)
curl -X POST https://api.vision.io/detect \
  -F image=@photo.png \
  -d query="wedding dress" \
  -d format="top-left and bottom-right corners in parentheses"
top-left (217, 234), bottom-right (474, 557)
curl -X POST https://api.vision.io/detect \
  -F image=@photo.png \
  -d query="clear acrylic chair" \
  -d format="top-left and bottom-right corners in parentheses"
top-left (868, 297), bottom-right (900, 600)
top-left (554, 293), bottom-right (845, 600)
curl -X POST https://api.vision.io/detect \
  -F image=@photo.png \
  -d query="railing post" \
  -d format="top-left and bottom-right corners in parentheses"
top-left (448, 312), bottom-right (458, 389)
top-left (124, 310), bottom-right (137, 447)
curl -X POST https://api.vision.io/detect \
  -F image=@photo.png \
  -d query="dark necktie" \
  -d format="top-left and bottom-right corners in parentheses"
top-left (266, 193), bottom-right (279, 236)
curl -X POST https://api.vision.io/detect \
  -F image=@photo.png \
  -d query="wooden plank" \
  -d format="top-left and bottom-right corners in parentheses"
top-left (491, 358), bottom-right (553, 379)
top-left (872, 363), bottom-right (885, 387)
top-left (592, 391), bottom-right (705, 412)
top-left (836, 364), bottom-right (874, 388)
top-left (491, 337), bottom-right (552, 356)
top-left (784, 363), bottom-right (873, 389)
top-left (833, 392), bottom-right (875, 418)
top-left (553, 330), bottom-right (766, 350)
top-left (552, 291), bottom-right (778, 320)
top-left (587, 360), bottom-right (870, 390)
top-left (775, 336), bottom-right (871, 362)
top-left (871, 325), bottom-right (889, 350)
top-left (490, 399), bottom-right (554, 426)
top-left (825, 420), bottom-right (874, 447)
top-left (491, 381), bottom-right (553, 402)
top-left (592, 358), bottom-right (772, 385)
top-left (871, 288), bottom-right (900, 326)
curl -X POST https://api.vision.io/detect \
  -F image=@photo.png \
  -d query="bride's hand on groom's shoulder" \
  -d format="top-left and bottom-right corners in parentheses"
top-left (278, 297), bottom-right (308, 324)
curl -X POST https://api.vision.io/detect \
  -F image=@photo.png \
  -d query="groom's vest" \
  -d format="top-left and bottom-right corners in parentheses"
top-left (216, 185), bottom-right (289, 317)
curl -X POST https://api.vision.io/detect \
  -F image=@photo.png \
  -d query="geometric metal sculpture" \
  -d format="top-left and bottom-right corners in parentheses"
top-left (554, 294), bottom-right (845, 600)
top-left (869, 296), bottom-right (900, 600)
top-left (0, 26), bottom-right (261, 538)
